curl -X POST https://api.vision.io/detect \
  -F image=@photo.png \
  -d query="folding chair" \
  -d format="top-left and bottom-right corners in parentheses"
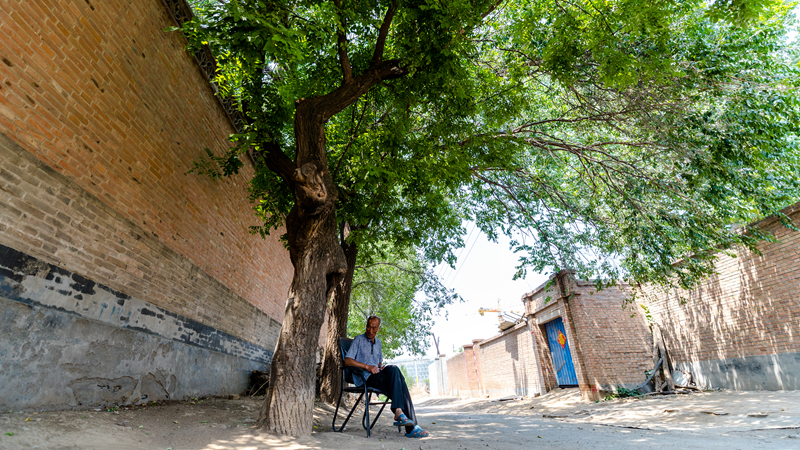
top-left (331, 337), bottom-right (400, 437)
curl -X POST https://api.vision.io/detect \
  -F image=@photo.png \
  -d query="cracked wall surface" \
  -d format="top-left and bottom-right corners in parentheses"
top-left (1, 294), bottom-right (261, 409)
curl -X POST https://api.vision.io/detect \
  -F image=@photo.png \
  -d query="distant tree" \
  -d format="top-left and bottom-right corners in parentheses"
top-left (346, 243), bottom-right (456, 358)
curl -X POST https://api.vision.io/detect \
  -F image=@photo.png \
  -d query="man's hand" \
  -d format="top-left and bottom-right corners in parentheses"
top-left (345, 357), bottom-right (381, 375)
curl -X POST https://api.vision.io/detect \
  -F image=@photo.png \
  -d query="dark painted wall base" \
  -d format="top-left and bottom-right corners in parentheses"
top-left (0, 243), bottom-right (272, 411)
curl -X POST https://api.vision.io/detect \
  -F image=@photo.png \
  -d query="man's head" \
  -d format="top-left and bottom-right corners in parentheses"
top-left (365, 315), bottom-right (381, 340)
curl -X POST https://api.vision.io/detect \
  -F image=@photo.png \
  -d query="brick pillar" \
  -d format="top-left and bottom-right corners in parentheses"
top-left (463, 344), bottom-right (481, 397)
top-left (472, 339), bottom-right (484, 397)
top-left (563, 298), bottom-right (599, 401)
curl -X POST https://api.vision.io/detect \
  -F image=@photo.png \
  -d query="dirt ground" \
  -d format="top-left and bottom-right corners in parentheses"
top-left (1, 389), bottom-right (799, 449)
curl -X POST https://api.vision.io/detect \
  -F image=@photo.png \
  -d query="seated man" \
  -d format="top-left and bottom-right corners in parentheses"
top-left (344, 315), bottom-right (429, 438)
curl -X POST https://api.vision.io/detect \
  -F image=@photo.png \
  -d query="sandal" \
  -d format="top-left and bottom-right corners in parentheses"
top-left (405, 425), bottom-right (429, 438)
top-left (393, 413), bottom-right (414, 427)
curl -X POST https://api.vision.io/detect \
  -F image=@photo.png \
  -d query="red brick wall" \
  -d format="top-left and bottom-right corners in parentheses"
top-left (646, 203), bottom-right (800, 370)
top-left (474, 323), bottom-right (544, 397)
top-left (523, 275), bottom-right (652, 400)
top-left (445, 351), bottom-right (470, 396)
top-left (568, 283), bottom-right (652, 397)
top-left (0, 0), bottom-right (292, 342)
top-left (464, 344), bottom-right (481, 394)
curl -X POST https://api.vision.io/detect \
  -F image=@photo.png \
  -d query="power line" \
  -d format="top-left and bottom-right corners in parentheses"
top-left (446, 229), bottom-right (481, 289)
top-left (436, 223), bottom-right (474, 280)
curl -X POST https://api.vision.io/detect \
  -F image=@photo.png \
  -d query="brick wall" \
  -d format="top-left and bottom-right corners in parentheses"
top-left (567, 283), bottom-right (651, 397)
top-left (645, 203), bottom-right (800, 390)
top-left (523, 274), bottom-right (651, 400)
top-left (0, 0), bottom-right (297, 408)
top-left (474, 323), bottom-right (544, 398)
top-left (445, 351), bottom-right (470, 396)
top-left (0, 0), bottom-right (292, 333)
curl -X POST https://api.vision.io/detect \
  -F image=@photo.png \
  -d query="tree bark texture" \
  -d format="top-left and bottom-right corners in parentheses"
top-left (318, 238), bottom-right (358, 404)
top-left (257, 58), bottom-right (405, 436)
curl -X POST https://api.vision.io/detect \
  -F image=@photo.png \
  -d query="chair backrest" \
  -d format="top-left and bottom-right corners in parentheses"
top-left (338, 337), bottom-right (356, 385)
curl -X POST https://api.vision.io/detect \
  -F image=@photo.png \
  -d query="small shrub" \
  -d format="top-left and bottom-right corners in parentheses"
top-left (602, 386), bottom-right (641, 401)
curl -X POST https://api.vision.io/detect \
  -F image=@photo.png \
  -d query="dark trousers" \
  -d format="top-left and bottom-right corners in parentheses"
top-left (365, 365), bottom-right (416, 432)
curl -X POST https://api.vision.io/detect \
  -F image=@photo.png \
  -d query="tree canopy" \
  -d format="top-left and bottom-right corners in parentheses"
top-left (186, 0), bottom-right (799, 291)
top-left (180, 0), bottom-right (800, 435)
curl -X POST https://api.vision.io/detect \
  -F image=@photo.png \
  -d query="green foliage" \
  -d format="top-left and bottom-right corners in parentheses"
top-left (601, 385), bottom-right (642, 401)
top-left (180, 0), bottom-right (800, 303)
top-left (463, 1), bottom-right (800, 291)
top-left (346, 242), bottom-right (460, 358)
top-left (398, 364), bottom-right (412, 382)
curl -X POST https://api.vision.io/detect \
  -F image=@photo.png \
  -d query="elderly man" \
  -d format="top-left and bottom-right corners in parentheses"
top-left (344, 315), bottom-right (429, 438)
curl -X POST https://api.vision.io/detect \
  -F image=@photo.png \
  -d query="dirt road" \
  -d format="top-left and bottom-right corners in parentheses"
top-left (1, 389), bottom-right (798, 449)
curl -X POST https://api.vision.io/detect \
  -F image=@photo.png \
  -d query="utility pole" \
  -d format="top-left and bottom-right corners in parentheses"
top-left (431, 332), bottom-right (440, 356)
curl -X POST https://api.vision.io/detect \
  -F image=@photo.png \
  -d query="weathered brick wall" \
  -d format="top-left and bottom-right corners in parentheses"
top-left (0, 0), bottom-right (298, 408)
top-left (524, 275), bottom-right (652, 400)
top-left (0, 0), bottom-right (292, 334)
top-left (646, 203), bottom-right (800, 390)
top-left (475, 323), bottom-right (544, 397)
top-left (0, 135), bottom-right (282, 348)
top-left (463, 344), bottom-right (481, 394)
top-left (568, 283), bottom-right (651, 395)
top-left (445, 351), bottom-right (470, 396)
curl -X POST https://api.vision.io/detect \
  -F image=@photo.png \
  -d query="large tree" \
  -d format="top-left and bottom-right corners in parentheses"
top-left (182, 0), bottom-right (799, 436)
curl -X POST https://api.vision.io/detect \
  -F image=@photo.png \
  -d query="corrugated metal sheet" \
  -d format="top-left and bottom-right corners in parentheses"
top-left (544, 318), bottom-right (579, 386)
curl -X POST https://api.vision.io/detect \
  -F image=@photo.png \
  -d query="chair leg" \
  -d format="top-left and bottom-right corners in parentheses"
top-left (368, 401), bottom-right (387, 432)
top-left (331, 387), bottom-right (344, 432)
top-left (364, 391), bottom-right (371, 438)
top-left (333, 391), bottom-right (364, 433)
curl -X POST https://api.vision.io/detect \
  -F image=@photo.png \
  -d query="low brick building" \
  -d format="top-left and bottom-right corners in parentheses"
top-left (443, 272), bottom-right (653, 401)
top-left (524, 273), bottom-right (652, 400)
top-left (0, 0), bottom-right (294, 410)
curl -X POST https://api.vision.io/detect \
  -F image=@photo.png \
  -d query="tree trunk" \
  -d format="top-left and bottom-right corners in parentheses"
top-left (318, 236), bottom-right (358, 404)
top-left (256, 200), bottom-right (347, 435)
top-left (256, 58), bottom-right (406, 437)
top-left (256, 98), bottom-right (349, 436)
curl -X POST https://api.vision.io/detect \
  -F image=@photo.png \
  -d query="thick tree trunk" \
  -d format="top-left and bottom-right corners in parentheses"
top-left (257, 201), bottom-right (346, 435)
top-left (318, 237), bottom-right (358, 404)
top-left (256, 98), bottom-right (349, 435)
top-left (256, 57), bottom-right (406, 437)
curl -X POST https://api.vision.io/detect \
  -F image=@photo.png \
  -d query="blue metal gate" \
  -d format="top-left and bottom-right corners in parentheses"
top-left (544, 318), bottom-right (579, 386)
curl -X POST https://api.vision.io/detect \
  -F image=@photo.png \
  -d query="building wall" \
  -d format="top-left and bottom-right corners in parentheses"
top-left (524, 273), bottom-right (651, 401)
top-left (386, 357), bottom-right (434, 386)
top-left (474, 323), bottom-right (544, 398)
top-left (428, 358), bottom-right (447, 396)
top-left (445, 347), bottom-right (482, 397)
top-left (0, 0), bottom-right (294, 410)
top-left (646, 203), bottom-right (800, 390)
top-left (567, 283), bottom-right (651, 395)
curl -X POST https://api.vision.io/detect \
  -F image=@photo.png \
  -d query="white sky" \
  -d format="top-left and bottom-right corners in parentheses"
top-left (416, 224), bottom-right (550, 359)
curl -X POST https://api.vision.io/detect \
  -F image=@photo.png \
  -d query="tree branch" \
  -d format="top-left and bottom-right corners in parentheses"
top-left (254, 141), bottom-right (297, 191)
top-left (333, 0), bottom-right (353, 84)
top-left (333, 95), bottom-right (370, 179)
top-left (306, 59), bottom-right (407, 122)
top-left (372, 1), bottom-right (399, 65)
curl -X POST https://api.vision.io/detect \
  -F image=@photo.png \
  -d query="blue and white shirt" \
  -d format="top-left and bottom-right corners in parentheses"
top-left (346, 333), bottom-right (383, 387)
